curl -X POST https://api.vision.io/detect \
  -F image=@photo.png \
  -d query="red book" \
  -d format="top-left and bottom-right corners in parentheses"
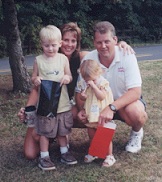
top-left (88, 122), bottom-right (116, 159)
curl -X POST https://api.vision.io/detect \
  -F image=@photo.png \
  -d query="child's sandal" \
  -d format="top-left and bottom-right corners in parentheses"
top-left (102, 155), bottom-right (116, 167)
top-left (84, 154), bottom-right (98, 163)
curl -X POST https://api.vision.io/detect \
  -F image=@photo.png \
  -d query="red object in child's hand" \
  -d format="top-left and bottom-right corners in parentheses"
top-left (88, 122), bottom-right (116, 159)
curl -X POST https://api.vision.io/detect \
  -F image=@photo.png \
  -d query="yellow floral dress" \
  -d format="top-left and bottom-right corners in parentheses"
top-left (78, 76), bottom-right (114, 128)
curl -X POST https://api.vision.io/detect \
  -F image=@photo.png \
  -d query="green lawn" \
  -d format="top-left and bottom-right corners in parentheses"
top-left (0, 60), bottom-right (162, 182)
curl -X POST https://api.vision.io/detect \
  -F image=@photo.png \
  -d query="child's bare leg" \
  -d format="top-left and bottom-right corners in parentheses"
top-left (87, 127), bottom-right (96, 141)
top-left (58, 135), bottom-right (68, 154)
top-left (84, 127), bottom-right (97, 163)
top-left (108, 141), bottom-right (113, 155)
top-left (38, 135), bottom-right (56, 170)
top-left (40, 136), bottom-right (49, 152)
top-left (102, 141), bottom-right (116, 167)
top-left (39, 135), bottom-right (51, 159)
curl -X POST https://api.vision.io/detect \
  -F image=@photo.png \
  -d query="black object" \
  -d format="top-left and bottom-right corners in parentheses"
top-left (25, 105), bottom-right (36, 112)
top-left (37, 80), bottom-right (62, 117)
top-left (67, 51), bottom-right (80, 99)
top-left (109, 104), bottom-right (117, 113)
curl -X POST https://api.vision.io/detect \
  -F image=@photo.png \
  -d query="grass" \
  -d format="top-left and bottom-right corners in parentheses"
top-left (0, 60), bottom-right (162, 182)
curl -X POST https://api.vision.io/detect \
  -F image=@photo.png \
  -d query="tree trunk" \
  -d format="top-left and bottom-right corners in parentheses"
top-left (2, 0), bottom-right (32, 93)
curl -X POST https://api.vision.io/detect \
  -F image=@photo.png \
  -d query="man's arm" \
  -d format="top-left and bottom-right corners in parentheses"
top-left (98, 87), bottom-right (141, 124)
top-left (112, 87), bottom-right (141, 111)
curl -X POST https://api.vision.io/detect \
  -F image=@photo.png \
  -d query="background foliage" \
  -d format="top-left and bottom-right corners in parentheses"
top-left (0, 0), bottom-right (162, 57)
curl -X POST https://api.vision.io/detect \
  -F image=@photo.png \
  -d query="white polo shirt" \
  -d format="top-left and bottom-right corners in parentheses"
top-left (76, 46), bottom-right (142, 100)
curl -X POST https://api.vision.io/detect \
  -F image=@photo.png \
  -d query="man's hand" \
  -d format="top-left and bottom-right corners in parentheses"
top-left (98, 106), bottom-right (114, 126)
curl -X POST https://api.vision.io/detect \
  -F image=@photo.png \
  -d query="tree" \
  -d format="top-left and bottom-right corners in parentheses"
top-left (1, 0), bottom-right (31, 93)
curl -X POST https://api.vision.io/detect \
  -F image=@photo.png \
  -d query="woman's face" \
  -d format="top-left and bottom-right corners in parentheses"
top-left (61, 31), bottom-right (77, 59)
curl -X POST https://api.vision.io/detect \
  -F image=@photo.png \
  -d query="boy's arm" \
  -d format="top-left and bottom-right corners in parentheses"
top-left (31, 60), bottom-right (42, 86)
top-left (31, 60), bottom-right (38, 82)
top-left (64, 58), bottom-right (72, 80)
top-left (60, 59), bottom-right (72, 85)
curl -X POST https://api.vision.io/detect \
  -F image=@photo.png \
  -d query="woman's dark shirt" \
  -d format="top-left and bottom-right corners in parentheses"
top-left (67, 51), bottom-right (80, 99)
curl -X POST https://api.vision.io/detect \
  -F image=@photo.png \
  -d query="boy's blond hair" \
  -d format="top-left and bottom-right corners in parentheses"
top-left (39, 25), bottom-right (62, 42)
top-left (80, 59), bottom-right (103, 80)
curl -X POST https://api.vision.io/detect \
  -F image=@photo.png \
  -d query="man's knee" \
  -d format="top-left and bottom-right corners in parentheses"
top-left (24, 149), bottom-right (38, 160)
top-left (130, 101), bottom-right (147, 123)
top-left (120, 101), bottom-right (147, 124)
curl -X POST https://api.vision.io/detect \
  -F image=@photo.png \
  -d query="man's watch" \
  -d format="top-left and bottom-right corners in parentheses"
top-left (109, 104), bottom-right (117, 113)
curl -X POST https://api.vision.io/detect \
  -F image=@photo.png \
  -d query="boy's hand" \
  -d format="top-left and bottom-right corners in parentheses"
top-left (60, 75), bottom-right (71, 86)
top-left (33, 76), bottom-right (42, 86)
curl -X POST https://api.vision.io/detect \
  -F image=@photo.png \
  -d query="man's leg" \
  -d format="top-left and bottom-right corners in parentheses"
top-left (118, 100), bottom-right (148, 153)
top-left (24, 127), bottom-right (40, 159)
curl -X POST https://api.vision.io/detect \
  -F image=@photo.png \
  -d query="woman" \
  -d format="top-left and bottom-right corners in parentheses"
top-left (18, 22), bottom-right (134, 160)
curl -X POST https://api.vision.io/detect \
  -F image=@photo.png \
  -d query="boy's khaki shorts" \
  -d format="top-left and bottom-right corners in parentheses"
top-left (35, 110), bottom-right (73, 138)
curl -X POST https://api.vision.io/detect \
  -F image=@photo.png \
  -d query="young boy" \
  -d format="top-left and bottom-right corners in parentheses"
top-left (31, 25), bottom-right (77, 170)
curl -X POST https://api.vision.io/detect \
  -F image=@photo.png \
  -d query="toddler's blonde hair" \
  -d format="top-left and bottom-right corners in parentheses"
top-left (80, 59), bottom-right (103, 80)
top-left (39, 25), bottom-right (62, 42)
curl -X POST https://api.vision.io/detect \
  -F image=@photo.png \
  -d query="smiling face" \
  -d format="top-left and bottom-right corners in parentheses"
top-left (94, 31), bottom-right (117, 61)
top-left (93, 21), bottom-right (118, 62)
top-left (60, 31), bottom-right (77, 59)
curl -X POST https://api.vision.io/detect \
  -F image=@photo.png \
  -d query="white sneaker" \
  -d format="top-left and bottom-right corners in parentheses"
top-left (125, 128), bottom-right (144, 153)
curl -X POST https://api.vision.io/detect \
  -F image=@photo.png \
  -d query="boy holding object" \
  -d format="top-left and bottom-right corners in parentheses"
top-left (31, 25), bottom-right (77, 170)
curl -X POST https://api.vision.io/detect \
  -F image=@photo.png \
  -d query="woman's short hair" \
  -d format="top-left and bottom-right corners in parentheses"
top-left (60, 22), bottom-right (81, 51)
top-left (93, 21), bottom-right (116, 37)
